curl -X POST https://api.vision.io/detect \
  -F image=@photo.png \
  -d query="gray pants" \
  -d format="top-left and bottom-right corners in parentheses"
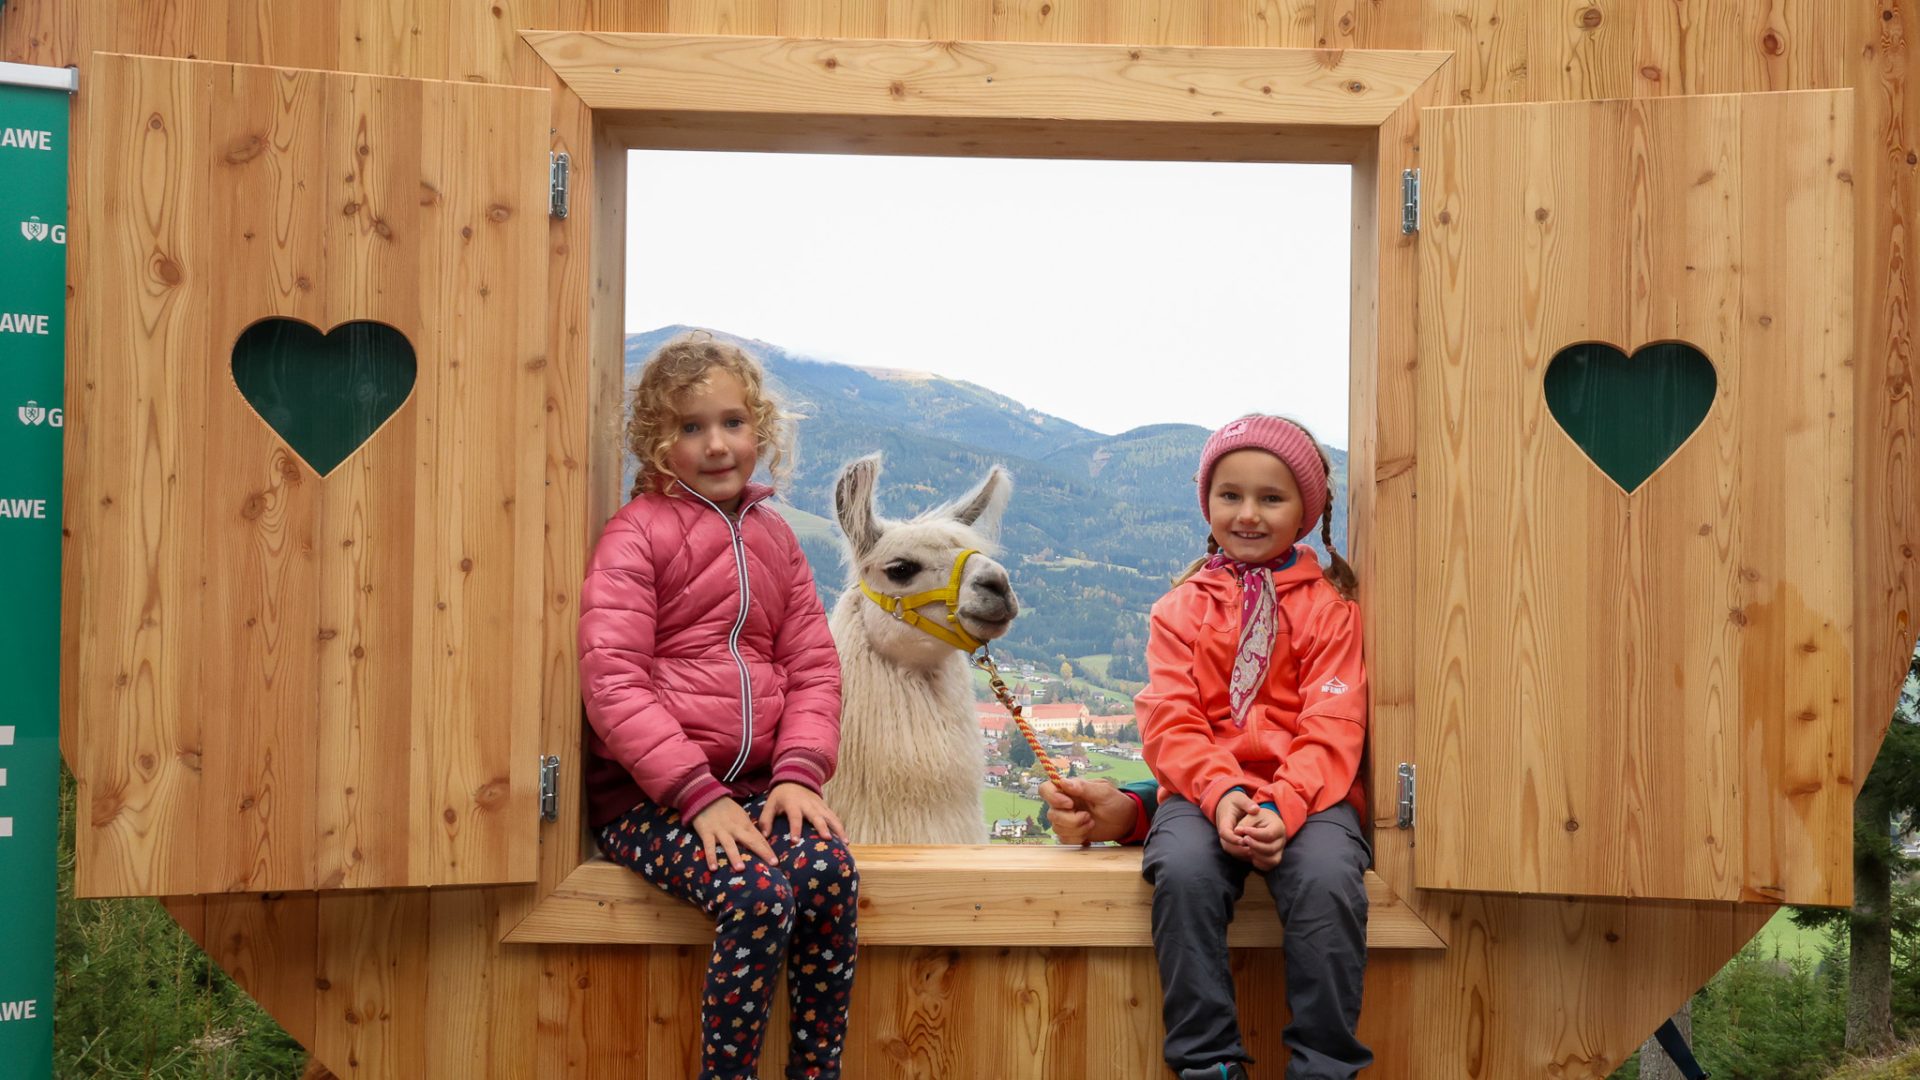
top-left (1141, 796), bottom-right (1372, 1079)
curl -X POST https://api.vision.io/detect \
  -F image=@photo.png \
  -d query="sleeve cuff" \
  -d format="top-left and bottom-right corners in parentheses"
top-left (669, 772), bottom-right (730, 821)
top-left (770, 749), bottom-right (832, 792)
top-left (1120, 792), bottom-right (1152, 846)
top-left (1272, 788), bottom-right (1309, 840)
top-left (1198, 778), bottom-right (1251, 819)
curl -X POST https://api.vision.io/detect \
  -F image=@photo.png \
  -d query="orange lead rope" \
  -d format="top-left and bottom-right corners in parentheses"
top-left (973, 649), bottom-right (1063, 784)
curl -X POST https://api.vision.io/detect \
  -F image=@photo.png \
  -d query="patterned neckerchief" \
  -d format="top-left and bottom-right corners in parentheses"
top-left (1203, 549), bottom-right (1298, 728)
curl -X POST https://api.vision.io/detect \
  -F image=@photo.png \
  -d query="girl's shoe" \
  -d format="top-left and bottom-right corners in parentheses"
top-left (1178, 1064), bottom-right (1249, 1080)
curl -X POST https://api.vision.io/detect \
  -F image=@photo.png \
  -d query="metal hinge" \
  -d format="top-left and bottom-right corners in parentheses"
top-left (549, 152), bottom-right (570, 219)
top-left (1401, 169), bottom-right (1420, 235)
top-left (1395, 762), bottom-right (1416, 829)
top-left (539, 755), bottom-right (560, 822)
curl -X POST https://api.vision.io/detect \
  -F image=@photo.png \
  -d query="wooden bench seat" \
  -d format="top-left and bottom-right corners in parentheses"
top-left (503, 844), bottom-right (1442, 948)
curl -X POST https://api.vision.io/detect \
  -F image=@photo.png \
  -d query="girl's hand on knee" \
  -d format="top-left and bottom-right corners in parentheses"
top-left (1238, 807), bottom-right (1287, 871)
top-left (691, 798), bottom-right (777, 871)
top-left (759, 782), bottom-right (848, 842)
top-left (1213, 790), bottom-right (1256, 859)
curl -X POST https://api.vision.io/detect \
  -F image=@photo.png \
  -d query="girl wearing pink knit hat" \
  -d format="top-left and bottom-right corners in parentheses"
top-left (1136, 414), bottom-right (1371, 1080)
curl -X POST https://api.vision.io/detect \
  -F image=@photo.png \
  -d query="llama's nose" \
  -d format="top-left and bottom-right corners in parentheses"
top-left (973, 570), bottom-right (1018, 620)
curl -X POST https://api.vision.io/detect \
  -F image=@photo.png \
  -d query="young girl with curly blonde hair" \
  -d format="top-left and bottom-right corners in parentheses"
top-left (580, 332), bottom-right (855, 1080)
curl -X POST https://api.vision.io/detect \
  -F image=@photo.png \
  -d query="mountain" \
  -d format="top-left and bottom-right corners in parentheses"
top-left (623, 326), bottom-right (1349, 703)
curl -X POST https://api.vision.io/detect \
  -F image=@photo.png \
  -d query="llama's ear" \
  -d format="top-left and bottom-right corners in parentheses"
top-left (835, 454), bottom-right (884, 559)
top-left (948, 465), bottom-right (1012, 541)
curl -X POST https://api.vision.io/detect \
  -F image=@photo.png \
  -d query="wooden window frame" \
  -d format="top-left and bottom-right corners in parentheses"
top-left (505, 31), bottom-right (1453, 949)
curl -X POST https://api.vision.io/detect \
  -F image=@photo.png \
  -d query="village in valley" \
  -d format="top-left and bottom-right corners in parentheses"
top-left (972, 658), bottom-right (1149, 841)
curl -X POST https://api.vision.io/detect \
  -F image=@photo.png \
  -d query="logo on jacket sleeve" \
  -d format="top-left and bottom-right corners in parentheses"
top-left (1319, 676), bottom-right (1349, 695)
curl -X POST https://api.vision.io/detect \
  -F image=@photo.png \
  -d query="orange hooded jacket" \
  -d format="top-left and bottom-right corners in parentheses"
top-left (1135, 546), bottom-right (1368, 840)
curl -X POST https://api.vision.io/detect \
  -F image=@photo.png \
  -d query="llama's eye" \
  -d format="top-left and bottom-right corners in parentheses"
top-left (883, 560), bottom-right (921, 584)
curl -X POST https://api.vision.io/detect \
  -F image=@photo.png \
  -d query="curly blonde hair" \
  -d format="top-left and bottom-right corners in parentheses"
top-left (625, 332), bottom-right (794, 500)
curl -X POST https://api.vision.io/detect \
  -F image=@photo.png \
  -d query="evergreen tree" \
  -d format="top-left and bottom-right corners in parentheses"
top-left (1794, 641), bottom-right (1920, 1054)
top-left (1008, 734), bottom-right (1036, 769)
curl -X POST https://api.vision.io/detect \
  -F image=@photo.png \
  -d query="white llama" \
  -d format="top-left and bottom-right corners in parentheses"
top-left (822, 455), bottom-right (1019, 844)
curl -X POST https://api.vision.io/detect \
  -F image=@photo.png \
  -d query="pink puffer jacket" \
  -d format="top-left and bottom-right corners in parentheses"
top-left (579, 481), bottom-right (842, 826)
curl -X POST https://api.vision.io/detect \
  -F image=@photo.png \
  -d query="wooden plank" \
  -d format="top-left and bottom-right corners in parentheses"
top-left (1852, 0), bottom-right (1920, 783)
top-left (196, 59), bottom-right (327, 895)
top-left (337, 0), bottom-right (450, 80)
top-left (882, 0), bottom-right (990, 40)
top-left (0, 0), bottom-right (77, 66)
top-left (201, 891), bottom-right (323, 1050)
top-left (1736, 88), bottom-right (1854, 904)
top-left (75, 52), bottom-right (217, 898)
top-left (1347, 55), bottom-right (1451, 935)
top-left (410, 78), bottom-right (549, 885)
top-left (1632, 0), bottom-right (1744, 96)
top-left (524, 32), bottom-right (1454, 129)
top-left (1082, 948), bottom-right (1161, 1076)
top-left (604, 109), bottom-right (1372, 162)
top-left (425, 887), bottom-right (541, 1077)
top-left (1523, 0), bottom-right (1636, 101)
top-left (1416, 92), bottom-right (1854, 904)
top-left (313, 892), bottom-right (431, 1079)
top-left (506, 849), bottom-right (1444, 947)
top-left (76, 55), bottom-right (547, 895)
top-left (313, 71), bottom-right (429, 890)
top-left (1423, 0), bottom-right (1530, 104)
top-left (224, 0), bottom-right (339, 69)
top-left (1205, 0), bottom-right (1317, 49)
top-left (534, 115), bottom-right (622, 899)
top-left (668, 0), bottom-right (781, 34)
top-left (644, 945), bottom-right (704, 1080)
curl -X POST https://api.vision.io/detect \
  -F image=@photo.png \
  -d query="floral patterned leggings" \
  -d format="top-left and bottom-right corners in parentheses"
top-left (597, 794), bottom-right (859, 1080)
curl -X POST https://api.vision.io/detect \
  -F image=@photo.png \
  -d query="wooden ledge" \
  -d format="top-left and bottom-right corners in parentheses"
top-left (522, 32), bottom-right (1453, 130)
top-left (504, 844), bottom-right (1443, 949)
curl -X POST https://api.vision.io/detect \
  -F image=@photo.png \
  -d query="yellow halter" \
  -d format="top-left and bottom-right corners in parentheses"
top-left (859, 548), bottom-right (987, 654)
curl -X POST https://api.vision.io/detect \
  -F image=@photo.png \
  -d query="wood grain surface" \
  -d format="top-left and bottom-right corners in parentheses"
top-left (1415, 91), bottom-right (1855, 904)
top-left (75, 53), bottom-right (550, 896)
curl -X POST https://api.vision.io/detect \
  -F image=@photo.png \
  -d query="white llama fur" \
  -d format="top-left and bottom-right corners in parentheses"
top-left (823, 455), bottom-right (1018, 845)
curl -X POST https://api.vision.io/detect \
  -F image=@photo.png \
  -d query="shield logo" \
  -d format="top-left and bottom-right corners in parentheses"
top-left (20, 218), bottom-right (47, 242)
top-left (18, 402), bottom-right (44, 426)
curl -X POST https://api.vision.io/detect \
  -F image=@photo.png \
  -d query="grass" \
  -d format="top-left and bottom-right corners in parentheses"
top-left (982, 788), bottom-right (1045, 824)
top-left (53, 767), bottom-right (307, 1078)
top-left (1828, 1046), bottom-right (1920, 1079)
top-left (1082, 752), bottom-right (1154, 784)
top-left (1076, 654), bottom-right (1113, 679)
top-left (1752, 908), bottom-right (1839, 965)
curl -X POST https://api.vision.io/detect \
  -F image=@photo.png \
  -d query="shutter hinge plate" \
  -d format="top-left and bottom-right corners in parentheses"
top-left (539, 755), bottom-right (560, 822)
top-left (549, 152), bottom-right (570, 219)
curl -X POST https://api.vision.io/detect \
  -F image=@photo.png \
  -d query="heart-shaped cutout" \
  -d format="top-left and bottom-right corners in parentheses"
top-left (231, 318), bottom-right (417, 477)
top-left (1543, 341), bottom-right (1717, 494)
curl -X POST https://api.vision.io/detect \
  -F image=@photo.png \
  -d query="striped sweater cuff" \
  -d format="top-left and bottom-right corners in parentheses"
top-left (668, 771), bottom-right (730, 821)
top-left (770, 749), bottom-right (832, 792)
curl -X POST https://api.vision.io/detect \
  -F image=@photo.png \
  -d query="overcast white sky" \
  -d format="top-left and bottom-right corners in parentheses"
top-left (627, 151), bottom-right (1354, 447)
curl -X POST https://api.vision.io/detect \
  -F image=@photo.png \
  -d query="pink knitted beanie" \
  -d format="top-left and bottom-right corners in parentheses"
top-left (1195, 415), bottom-right (1329, 542)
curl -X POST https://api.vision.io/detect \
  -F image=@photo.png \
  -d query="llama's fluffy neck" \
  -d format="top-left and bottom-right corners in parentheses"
top-left (829, 591), bottom-right (976, 730)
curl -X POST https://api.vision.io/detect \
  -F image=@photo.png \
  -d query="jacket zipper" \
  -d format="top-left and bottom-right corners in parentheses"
top-left (679, 483), bottom-right (758, 783)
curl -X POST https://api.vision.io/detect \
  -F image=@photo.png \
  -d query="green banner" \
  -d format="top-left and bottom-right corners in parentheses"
top-left (0, 64), bottom-right (70, 1080)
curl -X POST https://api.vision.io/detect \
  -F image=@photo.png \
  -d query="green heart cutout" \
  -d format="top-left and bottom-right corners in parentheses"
top-left (1543, 341), bottom-right (1717, 494)
top-left (231, 318), bottom-right (417, 477)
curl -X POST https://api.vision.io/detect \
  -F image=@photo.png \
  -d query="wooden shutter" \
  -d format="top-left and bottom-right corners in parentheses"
top-left (1414, 90), bottom-right (1854, 905)
top-left (73, 53), bottom-right (549, 895)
